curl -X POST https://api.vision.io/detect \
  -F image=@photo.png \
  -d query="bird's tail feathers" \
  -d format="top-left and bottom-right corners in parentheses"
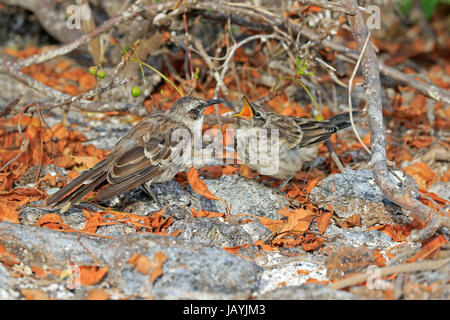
top-left (45, 160), bottom-right (107, 212)
top-left (298, 110), bottom-right (365, 147)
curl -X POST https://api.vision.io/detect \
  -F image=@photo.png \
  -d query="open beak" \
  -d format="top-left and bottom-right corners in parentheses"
top-left (232, 96), bottom-right (253, 119)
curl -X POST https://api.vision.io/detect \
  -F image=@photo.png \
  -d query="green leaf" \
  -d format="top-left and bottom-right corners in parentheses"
top-left (422, 0), bottom-right (438, 20)
top-left (295, 58), bottom-right (314, 76)
top-left (397, 0), bottom-right (413, 18)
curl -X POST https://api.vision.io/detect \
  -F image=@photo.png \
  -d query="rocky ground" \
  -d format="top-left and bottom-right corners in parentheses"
top-left (1, 109), bottom-right (448, 300)
top-left (0, 1), bottom-right (449, 301)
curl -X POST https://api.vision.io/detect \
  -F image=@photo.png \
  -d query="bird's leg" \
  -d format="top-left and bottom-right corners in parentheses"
top-left (143, 182), bottom-right (163, 209)
top-left (120, 191), bottom-right (131, 212)
top-left (277, 175), bottom-right (294, 191)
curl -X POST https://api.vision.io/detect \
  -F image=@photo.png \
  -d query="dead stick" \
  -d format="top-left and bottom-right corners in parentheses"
top-left (331, 258), bottom-right (449, 290)
top-left (344, 0), bottom-right (438, 236)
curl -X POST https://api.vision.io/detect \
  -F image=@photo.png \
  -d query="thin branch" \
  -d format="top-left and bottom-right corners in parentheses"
top-left (213, 34), bottom-right (283, 98)
top-left (190, 0), bottom-right (450, 105)
top-left (39, 77), bottom-right (133, 110)
top-left (212, 33), bottom-right (283, 131)
top-left (297, 0), bottom-right (356, 15)
top-left (0, 104), bottom-right (32, 173)
top-left (326, 140), bottom-right (345, 172)
top-left (331, 258), bottom-right (450, 290)
top-left (183, 13), bottom-right (194, 80)
top-left (348, 32), bottom-right (372, 155)
top-left (0, 94), bottom-right (23, 117)
top-left (7, 0), bottom-right (173, 69)
top-left (344, 0), bottom-right (445, 240)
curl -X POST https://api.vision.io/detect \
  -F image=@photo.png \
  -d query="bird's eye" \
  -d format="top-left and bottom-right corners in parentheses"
top-left (254, 111), bottom-right (262, 118)
top-left (188, 108), bottom-right (200, 119)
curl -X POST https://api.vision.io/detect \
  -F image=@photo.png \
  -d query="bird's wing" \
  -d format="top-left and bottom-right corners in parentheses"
top-left (45, 159), bottom-right (108, 210)
top-left (268, 115), bottom-right (303, 149)
top-left (295, 111), bottom-right (364, 147)
top-left (296, 118), bottom-right (339, 147)
top-left (97, 116), bottom-right (187, 200)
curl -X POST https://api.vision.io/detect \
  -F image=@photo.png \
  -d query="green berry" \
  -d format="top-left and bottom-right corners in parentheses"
top-left (88, 66), bottom-right (97, 75)
top-left (96, 70), bottom-right (106, 79)
top-left (131, 86), bottom-right (142, 97)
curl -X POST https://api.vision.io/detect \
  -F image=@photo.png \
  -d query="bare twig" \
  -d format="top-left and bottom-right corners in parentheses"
top-left (40, 77), bottom-right (133, 110)
top-left (0, 104), bottom-right (32, 173)
top-left (331, 258), bottom-right (450, 290)
top-left (326, 140), bottom-right (345, 172)
top-left (344, 0), bottom-right (446, 240)
top-left (190, 0), bottom-right (450, 105)
top-left (80, 0), bottom-right (101, 65)
top-left (7, 0), bottom-right (174, 69)
top-left (297, 0), bottom-right (356, 15)
top-left (213, 34), bottom-right (282, 98)
top-left (183, 13), bottom-right (194, 80)
top-left (0, 95), bottom-right (23, 117)
top-left (212, 33), bottom-right (283, 130)
top-left (348, 31), bottom-right (372, 155)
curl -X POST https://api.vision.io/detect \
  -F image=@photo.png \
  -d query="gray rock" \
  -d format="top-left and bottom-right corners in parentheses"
top-left (310, 170), bottom-right (409, 227)
top-left (0, 221), bottom-right (261, 299)
top-left (168, 218), bottom-right (254, 248)
top-left (259, 284), bottom-right (354, 300)
top-left (324, 225), bottom-right (396, 249)
top-left (16, 165), bottom-right (67, 189)
top-left (0, 264), bottom-right (17, 300)
top-left (205, 174), bottom-right (287, 220)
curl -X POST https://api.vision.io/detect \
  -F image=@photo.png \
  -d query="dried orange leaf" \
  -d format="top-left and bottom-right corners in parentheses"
top-left (150, 251), bottom-right (167, 284)
top-left (301, 234), bottom-right (324, 252)
top-left (317, 211), bottom-right (333, 234)
top-left (21, 289), bottom-right (50, 300)
top-left (255, 216), bottom-right (284, 232)
top-left (0, 244), bottom-right (20, 266)
top-left (238, 164), bottom-right (259, 179)
top-left (191, 208), bottom-right (225, 218)
top-left (403, 162), bottom-right (435, 189)
top-left (305, 278), bottom-right (329, 285)
top-left (188, 167), bottom-right (223, 202)
top-left (76, 265), bottom-right (108, 286)
top-left (277, 207), bottom-right (316, 234)
top-left (0, 204), bottom-right (20, 224)
top-left (129, 253), bottom-right (153, 274)
top-left (372, 250), bottom-right (386, 267)
top-left (369, 224), bottom-right (408, 242)
top-left (223, 244), bottom-right (249, 255)
top-left (297, 269), bottom-right (310, 275)
top-left (344, 214), bottom-right (361, 228)
top-left (37, 214), bottom-right (74, 232)
top-left (87, 288), bottom-right (110, 300)
top-left (305, 177), bottom-right (321, 194)
top-left (407, 235), bottom-right (447, 262)
top-left (82, 211), bottom-right (103, 234)
top-left (222, 165), bottom-right (239, 175)
top-left (31, 265), bottom-right (48, 279)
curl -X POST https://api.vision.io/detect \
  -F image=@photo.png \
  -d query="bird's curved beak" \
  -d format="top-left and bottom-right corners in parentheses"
top-left (201, 99), bottom-right (225, 113)
top-left (232, 97), bottom-right (253, 119)
top-left (206, 99), bottom-right (225, 106)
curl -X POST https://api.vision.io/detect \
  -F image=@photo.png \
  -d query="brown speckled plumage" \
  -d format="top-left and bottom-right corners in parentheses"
top-left (234, 99), bottom-right (365, 180)
top-left (46, 96), bottom-right (223, 212)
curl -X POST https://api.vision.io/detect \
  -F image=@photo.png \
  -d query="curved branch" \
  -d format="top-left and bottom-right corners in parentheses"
top-left (344, 0), bottom-right (448, 241)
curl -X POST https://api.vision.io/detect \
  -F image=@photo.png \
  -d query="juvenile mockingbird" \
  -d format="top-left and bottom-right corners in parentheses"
top-left (46, 96), bottom-right (223, 212)
top-left (233, 97), bottom-right (364, 188)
